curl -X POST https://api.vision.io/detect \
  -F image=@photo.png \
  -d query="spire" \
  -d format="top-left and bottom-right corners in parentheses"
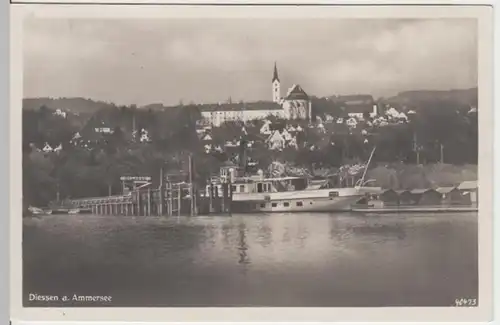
top-left (272, 62), bottom-right (280, 83)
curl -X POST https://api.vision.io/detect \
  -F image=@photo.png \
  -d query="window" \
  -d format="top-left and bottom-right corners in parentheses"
top-left (329, 191), bottom-right (339, 198)
top-left (240, 185), bottom-right (245, 192)
top-left (296, 201), bottom-right (303, 207)
top-left (283, 202), bottom-right (290, 207)
top-left (232, 185), bottom-right (237, 192)
top-left (257, 183), bottom-right (263, 193)
top-left (260, 203), bottom-right (266, 208)
top-left (271, 203), bottom-right (277, 207)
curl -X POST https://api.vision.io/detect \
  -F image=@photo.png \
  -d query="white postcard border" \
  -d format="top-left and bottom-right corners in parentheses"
top-left (9, 3), bottom-right (494, 322)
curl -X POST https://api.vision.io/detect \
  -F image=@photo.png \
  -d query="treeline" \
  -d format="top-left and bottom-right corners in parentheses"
top-left (22, 98), bottom-right (477, 207)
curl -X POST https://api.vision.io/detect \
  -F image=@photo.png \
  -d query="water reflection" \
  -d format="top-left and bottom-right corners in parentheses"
top-left (23, 213), bottom-right (478, 307)
top-left (237, 223), bottom-right (250, 266)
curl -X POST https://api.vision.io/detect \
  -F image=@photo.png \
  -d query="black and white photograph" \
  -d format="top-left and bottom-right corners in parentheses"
top-left (10, 3), bottom-right (494, 322)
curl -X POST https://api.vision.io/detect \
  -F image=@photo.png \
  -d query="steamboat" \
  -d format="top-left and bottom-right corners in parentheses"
top-left (205, 148), bottom-right (381, 213)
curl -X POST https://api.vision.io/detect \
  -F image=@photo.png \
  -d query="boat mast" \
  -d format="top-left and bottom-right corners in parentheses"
top-left (358, 146), bottom-right (376, 187)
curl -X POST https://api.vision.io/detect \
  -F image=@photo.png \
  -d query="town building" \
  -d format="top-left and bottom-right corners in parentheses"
top-left (199, 63), bottom-right (312, 126)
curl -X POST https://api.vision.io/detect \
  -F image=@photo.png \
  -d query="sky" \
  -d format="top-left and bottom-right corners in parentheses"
top-left (23, 18), bottom-right (478, 106)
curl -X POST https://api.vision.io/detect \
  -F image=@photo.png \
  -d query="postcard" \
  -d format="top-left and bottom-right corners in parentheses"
top-left (9, 2), bottom-right (494, 322)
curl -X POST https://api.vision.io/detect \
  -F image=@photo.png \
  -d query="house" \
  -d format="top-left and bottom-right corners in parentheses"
top-left (266, 130), bottom-right (286, 151)
top-left (200, 101), bottom-right (285, 127)
top-left (325, 114), bottom-right (335, 122)
top-left (397, 112), bottom-right (408, 123)
top-left (281, 129), bottom-right (293, 141)
top-left (346, 117), bottom-right (358, 128)
top-left (139, 129), bottom-right (151, 143)
top-left (42, 143), bottom-right (53, 153)
top-left (385, 107), bottom-right (400, 119)
top-left (54, 109), bottom-right (67, 118)
top-left (94, 127), bottom-right (113, 134)
top-left (260, 120), bottom-right (272, 135)
top-left (287, 137), bottom-right (298, 149)
top-left (200, 133), bottom-right (213, 142)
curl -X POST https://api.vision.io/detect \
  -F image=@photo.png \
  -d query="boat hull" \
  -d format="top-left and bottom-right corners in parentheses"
top-left (232, 194), bottom-right (363, 213)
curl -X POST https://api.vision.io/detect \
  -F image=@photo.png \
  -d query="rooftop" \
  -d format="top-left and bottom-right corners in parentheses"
top-left (285, 84), bottom-right (309, 100)
top-left (199, 101), bottom-right (282, 112)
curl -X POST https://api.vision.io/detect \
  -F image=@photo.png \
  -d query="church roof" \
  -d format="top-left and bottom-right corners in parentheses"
top-left (198, 101), bottom-right (282, 112)
top-left (272, 62), bottom-right (280, 82)
top-left (285, 84), bottom-right (309, 100)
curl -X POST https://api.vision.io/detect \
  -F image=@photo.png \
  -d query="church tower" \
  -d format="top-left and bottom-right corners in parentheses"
top-left (272, 62), bottom-right (281, 103)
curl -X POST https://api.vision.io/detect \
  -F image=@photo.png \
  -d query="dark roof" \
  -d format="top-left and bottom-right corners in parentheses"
top-left (272, 62), bottom-right (280, 83)
top-left (198, 101), bottom-right (282, 112)
top-left (285, 85), bottom-right (309, 100)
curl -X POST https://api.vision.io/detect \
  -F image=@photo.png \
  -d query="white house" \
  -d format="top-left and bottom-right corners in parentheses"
top-left (42, 143), bottom-right (53, 153)
top-left (260, 120), bottom-right (272, 135)
top-left (95, 127), bottom-right (113, 134)
top-left (139, 129), bottom-right (151, 143)
top-left (201, 133), bottom-right (213, 142)
top-left (266, 130), bottom-right (286, 151)
top-left (54, 109), bottom-right (67, 118)
top-left (385, 107), bottom-right (400, 119)
top-left (346, 117), bottom-right (358, 128)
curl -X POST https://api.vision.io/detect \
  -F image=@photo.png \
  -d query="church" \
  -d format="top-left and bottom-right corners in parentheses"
top-left (199, 63), bottom-right (312, 127)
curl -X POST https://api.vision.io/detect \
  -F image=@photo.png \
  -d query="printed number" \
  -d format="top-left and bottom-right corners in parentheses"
top-left (454, 298), bottom-right (477, 307)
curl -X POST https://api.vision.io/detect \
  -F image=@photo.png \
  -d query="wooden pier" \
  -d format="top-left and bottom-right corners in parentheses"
top-left (68, 181), bottom-right (234, 217)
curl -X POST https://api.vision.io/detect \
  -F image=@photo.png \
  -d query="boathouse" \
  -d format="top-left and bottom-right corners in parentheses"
top-left (440, 187), bottom-right (470, 205)
top-left (457, 180), bottom-right (478, 206)
top-left (398, 190), bottom-right (419, 205)
top-left (379, 189), bottom-right (399, 206)
top-left (415, 189), bottom-right (442, 206)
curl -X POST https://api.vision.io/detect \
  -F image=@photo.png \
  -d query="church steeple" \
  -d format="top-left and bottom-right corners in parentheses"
top-left (272, 62), bottom-right (280, 82)
top-left (272, 62), bottom-right (281, 103)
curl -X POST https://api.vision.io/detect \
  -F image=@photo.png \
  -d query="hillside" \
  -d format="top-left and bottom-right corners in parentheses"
top-left (23, 97), bottom-right (115, 115)
top-left (384, 88), bottom-right (478, 108)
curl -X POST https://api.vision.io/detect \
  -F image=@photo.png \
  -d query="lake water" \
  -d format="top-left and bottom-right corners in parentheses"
top-left (23, 212), bottom-right (478, 307)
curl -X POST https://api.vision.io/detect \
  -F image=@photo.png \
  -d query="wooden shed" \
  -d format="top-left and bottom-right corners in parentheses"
top-left (379, 189), bottom-right (400, 206)
top-left (398, 190), bottom-right (419, 206)
top-left (416, 189), bottom-right (443, 206)
top-left (441, 187), bottom-right (471, 206)
top-left (457, 181), bottom-right (478, 206)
